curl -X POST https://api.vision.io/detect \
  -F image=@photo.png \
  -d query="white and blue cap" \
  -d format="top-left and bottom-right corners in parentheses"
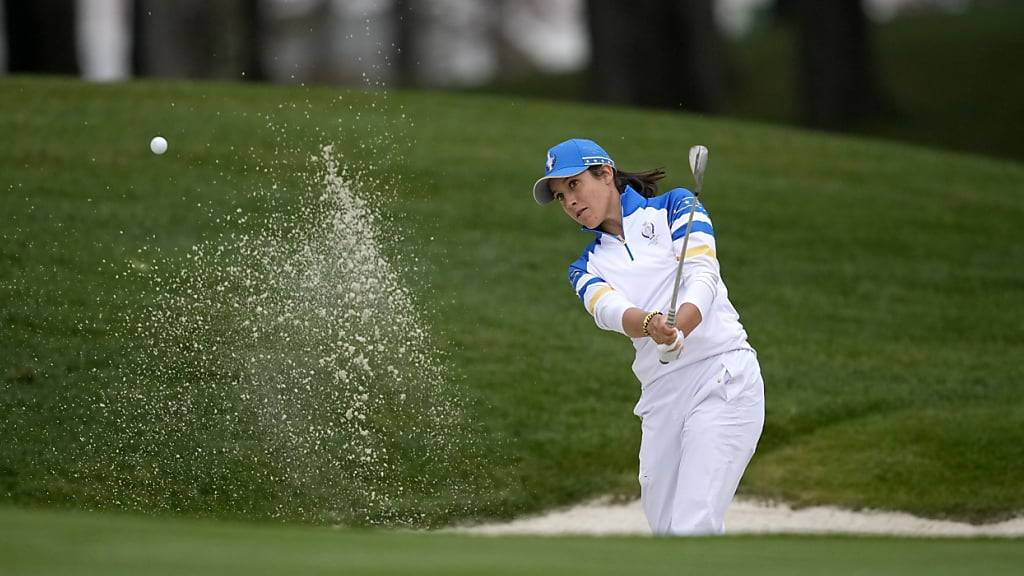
top-left (532, 138), bottom-right (616, 205)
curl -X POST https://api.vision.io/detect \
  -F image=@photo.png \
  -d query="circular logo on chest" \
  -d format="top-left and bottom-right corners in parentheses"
top-left (641, 221), bottom-right (656, 240)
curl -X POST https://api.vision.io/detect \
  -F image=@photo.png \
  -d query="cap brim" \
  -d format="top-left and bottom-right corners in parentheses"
top-left (532, 166), bottom-right (587, 205)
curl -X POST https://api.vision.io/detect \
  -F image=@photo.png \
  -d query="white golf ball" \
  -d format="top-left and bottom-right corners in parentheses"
top-left (150, 136), bottom-right (168, 155)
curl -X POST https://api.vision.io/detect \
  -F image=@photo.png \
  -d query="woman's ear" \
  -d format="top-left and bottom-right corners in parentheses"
top-left (602, 165), bottom-right (616, 184)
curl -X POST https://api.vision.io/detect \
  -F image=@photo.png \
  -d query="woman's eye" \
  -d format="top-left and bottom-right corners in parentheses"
top-left (569, 180), bottom-right (577, 190)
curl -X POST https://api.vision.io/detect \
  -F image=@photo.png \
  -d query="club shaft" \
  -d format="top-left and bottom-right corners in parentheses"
top-left (666, 198), bottom-right (699, 328)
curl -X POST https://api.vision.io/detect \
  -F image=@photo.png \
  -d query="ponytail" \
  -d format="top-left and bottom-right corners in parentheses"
top-left (588, 165), bottom-right (666, 198)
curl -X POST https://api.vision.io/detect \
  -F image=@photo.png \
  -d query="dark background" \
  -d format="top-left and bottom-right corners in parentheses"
top-left (4, 0), bottom-right (1022, 161)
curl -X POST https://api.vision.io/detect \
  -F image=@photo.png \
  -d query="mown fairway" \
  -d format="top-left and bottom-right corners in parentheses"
top-left (1, 77), bottom-right (1022, 525)
top-left (2, 506), bottom-right (1023, 576)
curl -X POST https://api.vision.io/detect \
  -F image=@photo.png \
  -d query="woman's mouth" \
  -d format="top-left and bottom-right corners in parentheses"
top-left (575, 207), bottom-right (588, 219)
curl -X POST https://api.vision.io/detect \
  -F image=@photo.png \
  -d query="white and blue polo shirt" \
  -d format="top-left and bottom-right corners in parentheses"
top-left (569, 185), bottom-right (753, 385)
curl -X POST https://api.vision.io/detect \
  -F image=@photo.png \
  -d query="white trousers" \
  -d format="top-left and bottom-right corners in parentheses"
top-left (633, 349), bottom-right (765, 536)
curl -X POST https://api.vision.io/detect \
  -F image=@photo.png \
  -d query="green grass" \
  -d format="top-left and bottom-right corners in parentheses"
top-left (1, 76), bottom-right (1023, 526)
top-left (2, 506), bottom-right (1023, 576)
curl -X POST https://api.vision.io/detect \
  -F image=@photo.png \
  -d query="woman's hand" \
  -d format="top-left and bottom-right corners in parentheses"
top-left (646, 313), bottom-right (679, 345)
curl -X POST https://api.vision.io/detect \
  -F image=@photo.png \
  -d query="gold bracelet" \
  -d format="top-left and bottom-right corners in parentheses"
top-left (642, 311), bottom-right (662, 336)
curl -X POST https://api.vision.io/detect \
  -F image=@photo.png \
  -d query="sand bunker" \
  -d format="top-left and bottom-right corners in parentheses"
top-left (460, 497), bottom-right (1024, 538)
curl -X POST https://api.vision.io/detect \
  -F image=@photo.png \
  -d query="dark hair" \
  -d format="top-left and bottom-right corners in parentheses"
top-left (587, 165), bottom-right (666, 198)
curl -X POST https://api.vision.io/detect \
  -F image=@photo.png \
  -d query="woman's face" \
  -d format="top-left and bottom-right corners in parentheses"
top-left (549, 166), bottom-right (618, 230)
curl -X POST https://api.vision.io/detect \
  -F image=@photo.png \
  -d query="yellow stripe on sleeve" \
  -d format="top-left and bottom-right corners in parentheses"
top-left (586, 286), bottom-right (614, 315)
top-left (677, 245), bottom-right (717, 261)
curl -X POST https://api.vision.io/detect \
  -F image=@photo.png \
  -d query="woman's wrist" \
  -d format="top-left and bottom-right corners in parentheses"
top-left (642, 311), bottom-right (663, 337)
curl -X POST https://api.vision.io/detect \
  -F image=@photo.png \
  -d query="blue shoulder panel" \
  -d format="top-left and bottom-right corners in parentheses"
top-left (620, 185), bottom-right (646, 218)
top-left (661, 187), bottom-right (709, 228)
top-left (567, 237), bottom-right (601, 286)
top-left (645, 188), bottom-right (675, 211)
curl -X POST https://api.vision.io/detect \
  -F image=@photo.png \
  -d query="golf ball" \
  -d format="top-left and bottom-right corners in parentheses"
top-left (150, 136), bottom-right (168, 155)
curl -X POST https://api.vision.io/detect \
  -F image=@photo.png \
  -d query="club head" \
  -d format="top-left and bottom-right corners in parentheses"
top-left (688, 145), bottom-right (708, 194)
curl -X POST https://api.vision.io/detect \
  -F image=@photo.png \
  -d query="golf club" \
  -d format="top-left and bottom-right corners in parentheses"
top-left (658, 144), bottom-right (708, 364)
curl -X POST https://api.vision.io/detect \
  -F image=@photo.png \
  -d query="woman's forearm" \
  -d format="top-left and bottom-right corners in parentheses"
top-left (674, 303), bottom-right (702, 337)
top-left (622, 307), bottom-right (650, 338)
top-left (621, 303), bottom-right (703, 339)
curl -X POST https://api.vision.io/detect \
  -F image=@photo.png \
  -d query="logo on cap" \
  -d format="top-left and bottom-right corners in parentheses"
top-left (546, 151), bottom-right (556, 173)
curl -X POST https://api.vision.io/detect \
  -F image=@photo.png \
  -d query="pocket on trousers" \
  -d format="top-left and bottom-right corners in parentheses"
top-left (721, 351), bottom-right (763, 405)
top-left (716, 367), bottom-right (736, 402)
top-left (719, 355), bottom-right (746, 403)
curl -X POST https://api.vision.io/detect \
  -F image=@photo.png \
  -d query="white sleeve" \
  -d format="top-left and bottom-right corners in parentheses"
top-left (669, 195), bottom-right (719, 319)
top-left (568, 263), bottom-right (634, 335)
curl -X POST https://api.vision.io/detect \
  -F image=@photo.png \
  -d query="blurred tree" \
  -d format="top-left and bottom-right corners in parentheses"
top-left (586, 0), bottom-right (723, 113)
top-left (490, 0), bottom-right (536, 82)
top-left (132, 0), bottom-right (265, 81)
top-left (4, 0), bottom-right (79, 74)
top-left (308, 0), bottom-right (338, 83)
top-left (133, 0), bottom-right (211, 77)
top-left (240, 0), bottom-right (267, 82)
top-left (392, 0), bottom-right (417, 87)
top-left (780, 0), bottom-right (887, 130)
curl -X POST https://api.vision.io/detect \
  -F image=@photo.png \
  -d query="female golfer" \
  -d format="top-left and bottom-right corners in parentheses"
top-left (533, 138), bottom-right (765, 536)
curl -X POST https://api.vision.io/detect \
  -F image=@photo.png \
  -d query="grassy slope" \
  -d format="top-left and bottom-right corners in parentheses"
top-left (1, 77), bottom-right (1023, 524)
top-left (2, 506), bottom-right (1023, 576)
